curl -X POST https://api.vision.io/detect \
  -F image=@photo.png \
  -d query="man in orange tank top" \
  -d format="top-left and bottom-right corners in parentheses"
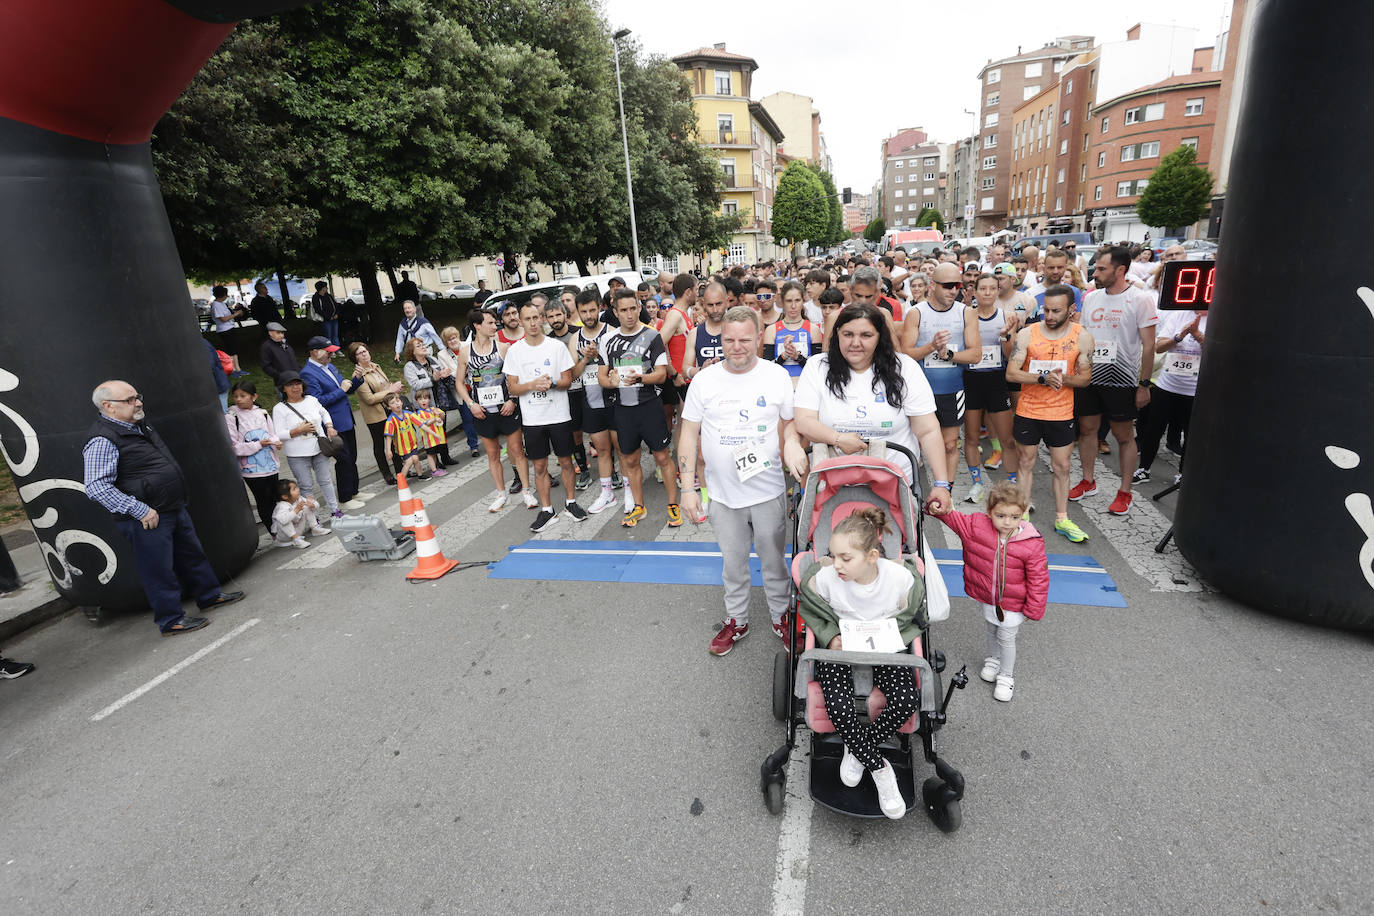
top-left (1006, 286), bottom-right (1095, 543)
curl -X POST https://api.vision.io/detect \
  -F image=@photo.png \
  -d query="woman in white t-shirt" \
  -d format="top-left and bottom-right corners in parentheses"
top-left (1136, 309), bottom-right (1206, 482)
top-left (271, 372), bottom-right (341, 518)
top-left (793, 303), bottom-right (953, 514)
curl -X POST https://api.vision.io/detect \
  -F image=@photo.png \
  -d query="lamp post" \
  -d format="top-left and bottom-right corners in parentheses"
top-left (963, 108), bottom-right (976, 235)
top-left (612, 28), bottom-right (641, 271)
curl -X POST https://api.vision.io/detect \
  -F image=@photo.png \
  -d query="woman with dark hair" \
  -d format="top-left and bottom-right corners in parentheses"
top-left (401, 337), bottom-right (455, 466)
top-left (348, 341), bottom-right (405, 485)
top-left (793, 302), bottom-right (953, 513)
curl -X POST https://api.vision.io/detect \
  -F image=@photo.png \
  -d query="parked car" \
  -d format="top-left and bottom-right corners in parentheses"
top-left (1179, 239), bottom-right (1219, 258)
top-left (1013, 232), bottom-right (1094, 254)
top-left (443, 283), bottom-right (479, 300)
top-left (1148, 237), bottom-right (1184, 259)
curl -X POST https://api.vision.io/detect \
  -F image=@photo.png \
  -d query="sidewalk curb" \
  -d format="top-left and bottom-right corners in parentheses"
top-left (0, 593), bottom-right (75, 645)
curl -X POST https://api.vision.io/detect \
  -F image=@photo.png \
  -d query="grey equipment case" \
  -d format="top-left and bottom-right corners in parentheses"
top-left (330, 514), bottom-right (416, 561)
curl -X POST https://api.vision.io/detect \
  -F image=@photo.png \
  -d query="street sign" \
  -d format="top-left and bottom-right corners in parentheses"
top-left (495, 256), bottom-right (504, 267)
top-left (963, 204), bottom-right (975, 219)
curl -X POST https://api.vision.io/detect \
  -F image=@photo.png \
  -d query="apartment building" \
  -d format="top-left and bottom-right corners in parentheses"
top-left (880, 127), bottom-right (947, 229)
top-left (672, 43), bottom-right (786, 267)
top-left (759, 90), bottom-right (832, 174)
top-left (1009, 83), bottom-right (1061, 231)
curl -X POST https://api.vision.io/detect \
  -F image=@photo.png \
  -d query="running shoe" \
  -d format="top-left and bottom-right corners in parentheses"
top-left (611, 472), bottom-right (624, 489)
top-left (983, 449), bottom-right (1003, 470)
top-left (1097, 440), bottom-right (1112, 456)
top-left (0, 658), bottom-right (35, 679)
top-left (470, 449), bottom-right (481, 459)
top-left (1067, 479), bottom-right (1097, 501)
top-left (771, 619), bottom-right (789, 645)
top-left (575, 468), bottom-right (593, 491)
top-left (509, 475), bottom-right (523, 495)
top-left (964, 482), bottom-right (986, 504)
top-left (564, 501), bottom-right (589, 522)
top-left (708, 618), bottom-right (749, 656)
top-left (431, 469), bottom-right (447, 478)
top-left (273, 537), bottom-right (310, 549)
top-left (1054, 518), bottom-right (1089, 543)
top-left (529, 509), bottom-right (558, 532)
top-left (1108, 490), bottom-right (1133, 516)
top-left (587, 490), bottom-right (615, 514)
top-left (488, 491), bottom-right (508, 513)
top-left (622, 504), bottom-right (646, 527)
top-left (309, 526), bottom-right (330, 535)
top-left (666, 503), bottom-right (683, 528)
top-left (1132, 468), bottom-right (1150, 483)
top-left (993, 675), bottom-right (1014, 702)
top-left (522, 490), bottom-right (538, 509)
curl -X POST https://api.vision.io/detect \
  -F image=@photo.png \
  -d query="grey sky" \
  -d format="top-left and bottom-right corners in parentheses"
top-left (601, 0), bottom-right (1231, 194)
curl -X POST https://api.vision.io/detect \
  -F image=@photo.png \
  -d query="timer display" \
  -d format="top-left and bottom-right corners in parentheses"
top-left (1158, 259), bottom-right (1216, 310)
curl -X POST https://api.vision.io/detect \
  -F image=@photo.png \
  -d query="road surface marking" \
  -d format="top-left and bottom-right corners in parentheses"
top-left (771, 741), bottom-right (813, 916)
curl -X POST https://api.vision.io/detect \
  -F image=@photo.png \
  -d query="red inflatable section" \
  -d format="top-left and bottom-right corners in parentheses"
top-left (0, 0), bottom-right (233, 144)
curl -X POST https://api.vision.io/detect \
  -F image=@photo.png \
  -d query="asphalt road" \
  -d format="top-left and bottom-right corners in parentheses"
top-left (1, 445), bottom-right (1370, 915)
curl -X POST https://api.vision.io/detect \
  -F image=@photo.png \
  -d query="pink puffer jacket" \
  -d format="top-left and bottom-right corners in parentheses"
top-left (934, 509), bottom-right (1049, 620)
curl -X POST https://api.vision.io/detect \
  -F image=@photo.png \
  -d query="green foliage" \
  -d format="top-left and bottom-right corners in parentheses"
top-left (915, 207), bottom-right (945, 232)
top-left (863, 218), bottom-right (886, 243)
top-left (816, 170), bottom-right (844, 247)
top-left (1136, 145), bottom-right (1214, 230)
top-left (772, 161), bottom-right (827, 248)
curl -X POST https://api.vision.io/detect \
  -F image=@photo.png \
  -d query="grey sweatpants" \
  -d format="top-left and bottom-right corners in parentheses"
top-left (711, 492), bottom-right (789, 627)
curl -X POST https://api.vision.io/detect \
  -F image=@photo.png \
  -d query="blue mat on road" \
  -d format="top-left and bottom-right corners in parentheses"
top-left (489, 540), bottom-right (1127, 608)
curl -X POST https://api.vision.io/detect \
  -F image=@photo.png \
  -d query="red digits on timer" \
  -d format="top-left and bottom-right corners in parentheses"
top-left (1176, 267), bottom-right (1200, 304)
top-left (1202, 266), bottom-right (1214, 303)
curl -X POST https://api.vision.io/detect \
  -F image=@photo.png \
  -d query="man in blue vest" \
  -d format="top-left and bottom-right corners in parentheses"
top-left (82, 380), bottom-right (243, 636)
top-left (300, 337), bottom-right (366, 509)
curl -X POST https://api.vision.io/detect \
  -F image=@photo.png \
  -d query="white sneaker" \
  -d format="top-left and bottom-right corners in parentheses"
top-left (342, 498), bottom-right (367, 510)
top-left (623, 490), bottom-right (635, 514)
top-left (488, 491), bottom-right (508, 513)
top-left (840, 746), bottom-right (864, 788)
top-left (290, 537), bottom-right (310, 549)
top-left (309, 526), bottom-right (330, 536)
top-left (870, 763), bottom-right (906, 819)
top-left (965, 481), bottom-right (986, 503)
top-left (979, 657), bottom-right (1001, 683)
top-left (587, 490), bottom-right (615, 514)
top-left (994, 674), bottom-right (1015, 702)
top-left (522, 490), bottom-right (538, 509)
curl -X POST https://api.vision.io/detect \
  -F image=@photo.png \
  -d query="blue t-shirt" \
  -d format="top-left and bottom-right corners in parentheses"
top-left (1030, 285), bottom-right (1084, 322)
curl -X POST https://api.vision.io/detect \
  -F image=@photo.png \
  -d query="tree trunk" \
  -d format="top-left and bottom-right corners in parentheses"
top-left (357, 262), bottom-right (385, 343)
top-left (382, 259), bottom-right (400, 298)
top-left (574, 256), bottom-right (591, 278)
top-left (275, 265), bottom-right (292, 317)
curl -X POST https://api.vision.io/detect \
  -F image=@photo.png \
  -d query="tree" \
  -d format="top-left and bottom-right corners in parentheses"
top-left (816, 169), bottom-right (844, 247)
top-left (772, 161), bottom-right (827, 249)
top-left (1136, 145), bottom-right (1214, 231)
top-left (863, 218), bottom-right (886, 243)
top-left (915, 207), bottom-right (946, 232)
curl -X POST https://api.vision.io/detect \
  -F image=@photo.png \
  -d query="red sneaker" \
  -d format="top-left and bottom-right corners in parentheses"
top-left (709, 618), bottom-right (749, 656)
top-left (1108, 489), bottom-right (1133, 515)
top-left (1068, 478), bottom-right (1098, 501)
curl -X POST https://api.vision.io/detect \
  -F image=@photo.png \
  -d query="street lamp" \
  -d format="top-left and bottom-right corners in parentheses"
top-left (963, 108), bottom-right (976, 235)
top-left (612, 28), bottom-right (641, 271)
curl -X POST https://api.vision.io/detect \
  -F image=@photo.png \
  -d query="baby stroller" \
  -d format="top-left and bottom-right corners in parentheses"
top-left (761, 440), bottom-right (967, 830)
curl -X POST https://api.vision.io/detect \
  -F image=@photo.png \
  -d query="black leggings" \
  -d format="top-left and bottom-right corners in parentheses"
top-left (243, 474), bottom-right (279, 531)
top-left (1137, 386), bottom-right (1193, 472)
top-left (366, 419), bottom-right (403, 481)
top-left (815, 662), bottom-right (920, 771)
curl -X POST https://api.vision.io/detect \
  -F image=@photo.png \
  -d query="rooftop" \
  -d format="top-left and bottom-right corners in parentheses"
top-left (671, 44), bottom-right (759, 71)
top-left (1093, 72), bottom-right (1223, 112)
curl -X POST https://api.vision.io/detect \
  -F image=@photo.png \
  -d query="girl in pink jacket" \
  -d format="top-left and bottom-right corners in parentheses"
top-left (933, 480), bottom-right (1048, 702)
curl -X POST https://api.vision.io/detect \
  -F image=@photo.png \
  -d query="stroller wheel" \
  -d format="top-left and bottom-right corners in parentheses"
top-left (922, 777), bottom-right (962, 833)
top-left (765, 780), bottom-right (785, 816)
top-left (772, 651), bottom-right (791, 721)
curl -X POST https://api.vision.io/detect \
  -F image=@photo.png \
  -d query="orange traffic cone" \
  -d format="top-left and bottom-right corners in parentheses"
top-left (397, 473), bottom-right (420, 532)
top-left (405, 494), bottom-right (459, 581)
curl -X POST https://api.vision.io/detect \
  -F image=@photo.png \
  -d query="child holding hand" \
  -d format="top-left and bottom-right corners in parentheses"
top-left (382, 392), bottom-right (427, 481)
top-left (411, 389), bottom-right (448, 478)
top-left (932, 480), bottom-right (1048, 702)
top-left (271, 479), bottom-right (327, 548)
top-left (797, 506), bottom-right (925, 819)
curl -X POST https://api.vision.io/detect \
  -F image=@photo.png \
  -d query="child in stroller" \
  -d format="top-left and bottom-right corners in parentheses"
top-left (797, 505), bottom-right (923, 819)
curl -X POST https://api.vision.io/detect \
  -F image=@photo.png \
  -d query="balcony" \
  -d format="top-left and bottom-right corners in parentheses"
top-left (710, 129), bottom-right (756, 149)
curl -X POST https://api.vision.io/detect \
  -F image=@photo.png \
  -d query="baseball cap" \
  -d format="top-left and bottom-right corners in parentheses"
top-left (306, 335), bottom-right (340, 352)
top-left (277, 370), bottom-right (302, 385)
top-left (265, 322), bottom-right (286, 332)
top-left (993, 263), bottom-right (1019, 278)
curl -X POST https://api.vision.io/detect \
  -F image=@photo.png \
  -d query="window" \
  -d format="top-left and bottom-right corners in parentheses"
top-left (981, 177), bottom-right (996, 190)
top-left (1077, 193), bottom-right (1084, 210)
top-left (1062, 109), bottom-right (1071, 125)
top-left (1083, 133), bottom-right (1089, 151)
top-left (438, 267), bottom-right (451, 283)
top-left (894, 189), bottom-right (904, 198)
top-left (1101, 116), bottom-right (1110, 134)
top-left (717, 113), bottom-right (734, 143)
top-left (894, 174), bottom-right (903, 183)
top-left (925, 157), bottom-right (938, 166)
top-left (1023, 85), bottom-right (1041, 101)
top-left (986, 91), bottom-right (1000, 106)
top-left (714, 70), bottom-right (732, 95)
top-left (982, 156), bottom-right (997, 170)
top-left (1054, 59), bottom-right (1065, 73)
top-left (1185, 97), bottom-right (1205, 116)
top-left (985, 112), bottom-right (999, 128)
top-left (894, 158), bottom-right (905, 168)
top-left (726, 243), bottom-right (747, 266)
top-left (1081, 164), bottom-right (1087, 180)
top-left (981, 196), bottom-right (995, 209)
top-left (986, 67), bottom-right (1001, 84)
top-left (1065, 78), bottom-right (1074, 94)
top-left (1124, 102), bottom-right (1165, 124)
top-left (475, 264), bottom-right (487, 282)
top-left (1094, 186), bottom-right (1102, 201)
top-left (755, 201), bottom-right (764, 220)
top-left (722, 200), bottom-right (738, 214)
top-left (1025, 62), bottom-right (1042, 78)
top-left (1059, 139), bottom-right (1068, 154)
top-left (984, 133), bottom-right (998, 148)
top-left (1117, 179), bottom-right (1149, 197)
top-left (719, 159), bottom-right (736, 186)
top-left (1089, 69), bottom-right (1096, 88)
top-left (1181, 136), bottom-right (1199, 150)
top-left (925, 172), bottom-right (936, 181)
top-left (925, 199), bottom-right (936, 209)
top-left (894, 204), bottom-right (904, 212)
top-left (1057, 168), bottom-right (1065, 184)
top-left (1097, 151), bottom-right (1106, 168)
top-left (1055, 196), bottom-right (1063, 210)
top-left (1121, 141), bottom-right (1161, 162)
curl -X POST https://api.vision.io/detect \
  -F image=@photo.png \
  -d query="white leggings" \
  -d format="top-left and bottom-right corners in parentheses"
top-left (986, 620), bottom-right (1021, 677)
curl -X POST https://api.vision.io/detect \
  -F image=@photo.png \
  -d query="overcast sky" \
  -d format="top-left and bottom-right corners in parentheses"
top-left (600, 0), bottom-right (1232, 194)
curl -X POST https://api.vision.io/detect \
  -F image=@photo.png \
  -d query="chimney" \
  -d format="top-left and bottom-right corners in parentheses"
top-left (1017, 45), bottom-right (1022, 54)
top-left (713, 42), bottom-right (726, 50)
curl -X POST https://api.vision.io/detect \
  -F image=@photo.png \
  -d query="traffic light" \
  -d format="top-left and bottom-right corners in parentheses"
top-left (843, 187), bottom-right (852, 204)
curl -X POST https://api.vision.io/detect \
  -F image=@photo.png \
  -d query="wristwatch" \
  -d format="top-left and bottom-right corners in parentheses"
top-left (1138, 381), bottom-right (1151, 388)
top-left (1036, 371), bottom-right (1048, 385)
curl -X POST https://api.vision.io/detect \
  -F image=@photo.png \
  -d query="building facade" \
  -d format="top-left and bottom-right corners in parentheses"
top-left (1009, 84), bottom-right (1060, 231)
top-left (673, 44), bottom-right (786, 267)
top-left (760, 90), bottom-right (832, 174)
top-left (880, 127), bottom-right (948, 230)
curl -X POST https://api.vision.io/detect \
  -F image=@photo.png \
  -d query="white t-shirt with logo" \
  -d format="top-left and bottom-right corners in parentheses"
top-left (794, 353), bottom-right (934, 482)
top-left (1080, 285), bottom-right (1159, 387)
top-left (505, 335), bottom-right (573, 426)
top-left (681, 360), bottom-right (795, 510)
top-left (1155, 310), bottom-right (1207, 397)
top-left (813, 558), bottom-right (915, 622)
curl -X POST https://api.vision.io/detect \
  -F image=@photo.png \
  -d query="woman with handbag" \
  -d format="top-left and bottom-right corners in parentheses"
top-left (437, 325), bottom-right (481, 458)
top-left (348, 341), bottom-right (405, 485)
top-left (402, 337), bottom-right (456, 466)
top-left (271, 371), bottom-right (343, 519)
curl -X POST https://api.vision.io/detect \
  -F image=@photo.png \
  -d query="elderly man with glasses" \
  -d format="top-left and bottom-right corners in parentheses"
top-left (83, 380), bottom-right (244, 636)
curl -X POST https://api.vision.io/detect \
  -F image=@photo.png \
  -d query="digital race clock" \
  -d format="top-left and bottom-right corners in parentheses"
top-left (1158, 259), bottom-right (1216, 310)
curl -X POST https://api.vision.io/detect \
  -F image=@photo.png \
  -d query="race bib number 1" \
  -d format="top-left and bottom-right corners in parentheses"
top-left (838, 618), bottom-right (904, 653)
top-left (731, 442), bottom-right (771, 482)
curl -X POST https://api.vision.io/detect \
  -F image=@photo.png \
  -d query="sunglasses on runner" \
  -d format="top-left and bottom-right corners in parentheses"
top-left (757, 293), bottom-right (774, 301)
top-left (935, 281), bottom-right (962, 290)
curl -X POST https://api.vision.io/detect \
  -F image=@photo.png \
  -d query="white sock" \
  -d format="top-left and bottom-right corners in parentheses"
top-left (541, 505), bottom-right (552, 512)
top-left (600, 477), bottom-right (612, 493)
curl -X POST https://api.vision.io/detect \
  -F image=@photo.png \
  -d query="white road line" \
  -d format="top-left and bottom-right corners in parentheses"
top-left (771, 741), bottom-right (813, 916)
top-left (91, 618), bottom-right (261, 722)
top-left (510, 547), bottom-right (769, 558)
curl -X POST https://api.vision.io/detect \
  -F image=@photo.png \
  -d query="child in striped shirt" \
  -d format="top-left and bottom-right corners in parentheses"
top-left (383, 392), bottom-right (428, 480)
top-left (410, 389), bottom-right (449, 478)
